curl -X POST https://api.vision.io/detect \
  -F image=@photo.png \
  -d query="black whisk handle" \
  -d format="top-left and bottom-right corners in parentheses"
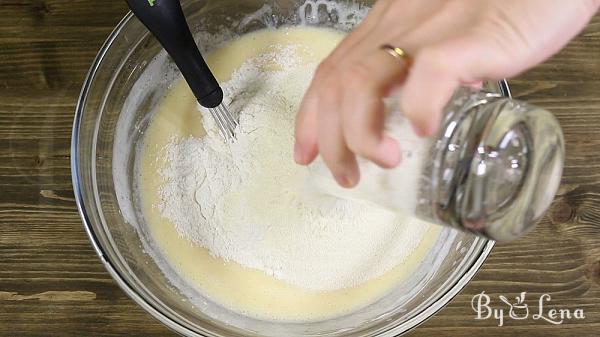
top-left (126, 0), bottom-right (223, 108)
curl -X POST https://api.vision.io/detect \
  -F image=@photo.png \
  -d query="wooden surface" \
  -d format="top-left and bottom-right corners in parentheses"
top-left (0, 1), bottom-right (599, 336)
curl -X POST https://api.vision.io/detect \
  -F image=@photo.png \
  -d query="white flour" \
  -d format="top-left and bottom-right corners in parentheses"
top-left (157, 44), bottom-right (430, 291)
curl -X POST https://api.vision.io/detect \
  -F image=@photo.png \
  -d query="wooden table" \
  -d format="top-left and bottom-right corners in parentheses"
top-left (1, 1), bottom-right (598, 336)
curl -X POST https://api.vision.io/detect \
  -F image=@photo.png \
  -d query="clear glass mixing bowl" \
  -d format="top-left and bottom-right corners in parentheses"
top-left (71, 1), bottom-right (500, 336)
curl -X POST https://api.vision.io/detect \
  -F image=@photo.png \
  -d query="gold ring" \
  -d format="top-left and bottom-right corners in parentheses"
top-left (381, 44), bottom-right (412, 65)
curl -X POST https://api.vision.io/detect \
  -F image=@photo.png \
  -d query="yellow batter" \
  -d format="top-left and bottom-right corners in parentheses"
top-left (138, 26), bottom-right (440, 321)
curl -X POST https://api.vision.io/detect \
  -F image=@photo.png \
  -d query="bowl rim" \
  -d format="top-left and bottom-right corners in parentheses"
top-left (71, 8), bottom-right (503, 337)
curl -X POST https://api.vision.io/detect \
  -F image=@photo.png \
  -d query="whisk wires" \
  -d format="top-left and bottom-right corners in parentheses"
top-left (208, 103), bottom-right (238, 141)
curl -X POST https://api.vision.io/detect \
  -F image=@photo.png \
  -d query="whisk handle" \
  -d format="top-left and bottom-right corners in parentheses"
top-left (126, 0), bottom-right (223, 108)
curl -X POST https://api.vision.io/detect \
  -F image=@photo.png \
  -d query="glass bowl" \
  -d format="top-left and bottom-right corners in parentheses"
top-left (71, 1), bottom-right (500, 335)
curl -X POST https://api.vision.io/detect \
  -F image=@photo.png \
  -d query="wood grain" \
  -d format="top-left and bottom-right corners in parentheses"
top-left (0, 1), bottom-right (599, 336)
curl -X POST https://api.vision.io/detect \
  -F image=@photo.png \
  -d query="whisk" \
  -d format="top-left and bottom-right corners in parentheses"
top-left (126, 0), bottom-right (237, 140)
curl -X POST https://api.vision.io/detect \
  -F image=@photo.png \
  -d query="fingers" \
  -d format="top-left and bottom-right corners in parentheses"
top-left (294, 0), bottom-right (458, 188)
top-left (311, 49), bottom-right (409, 189)
top-left (400, 36), bottom-right (485, 137)
top-left (294, 0), bottom-right (426, 167)
top-left (340, 50), bottom-right (407, 168)
top-left (401, 47), bottom-right (458, 137)
top-left (317, 80), bottom-right (360, 188)
top-left (298, 48), bottom-right (408, 186)
top-left (294, 0), bottom-right (396, 166)
top-left (342, 92), bottom-right (400, 169)
top-left (294, 81), bottom-right (320, 165)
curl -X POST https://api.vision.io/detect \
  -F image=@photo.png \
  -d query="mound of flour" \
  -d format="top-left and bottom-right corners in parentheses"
top-left (157, 44), bottom-right (429, 291)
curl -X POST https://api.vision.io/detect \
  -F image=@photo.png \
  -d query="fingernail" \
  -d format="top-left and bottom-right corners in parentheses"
top-left (334, 173), bottom-right (347, 187)
top-left (379, 136), bottom-right (402, 167)
top-left (346, 167), bottom-right (359, 187)
top-left (411, 123), bottom-right (427, 137)
top-left (336, 169), bottom-right (359, 188)
top-left (388, 84), bottom-right (402, 98)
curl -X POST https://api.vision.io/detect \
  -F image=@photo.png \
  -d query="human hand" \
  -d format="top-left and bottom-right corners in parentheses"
top-left (294, 0), bottom-right (599, 187)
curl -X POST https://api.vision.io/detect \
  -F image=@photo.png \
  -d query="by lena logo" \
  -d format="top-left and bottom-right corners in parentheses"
top-left (471, 291), bottom-right (585, 327)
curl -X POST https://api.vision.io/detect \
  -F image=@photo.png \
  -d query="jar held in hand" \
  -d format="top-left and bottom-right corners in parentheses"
top-left (307, 87), bottom-right (565, 241)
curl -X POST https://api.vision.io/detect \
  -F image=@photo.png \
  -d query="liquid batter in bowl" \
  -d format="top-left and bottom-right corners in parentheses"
top-left (137, 26), bottom-right (440, 321)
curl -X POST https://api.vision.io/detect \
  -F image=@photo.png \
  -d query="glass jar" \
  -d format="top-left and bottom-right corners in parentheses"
top-left (307, 87), bottom-right (565, 241)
